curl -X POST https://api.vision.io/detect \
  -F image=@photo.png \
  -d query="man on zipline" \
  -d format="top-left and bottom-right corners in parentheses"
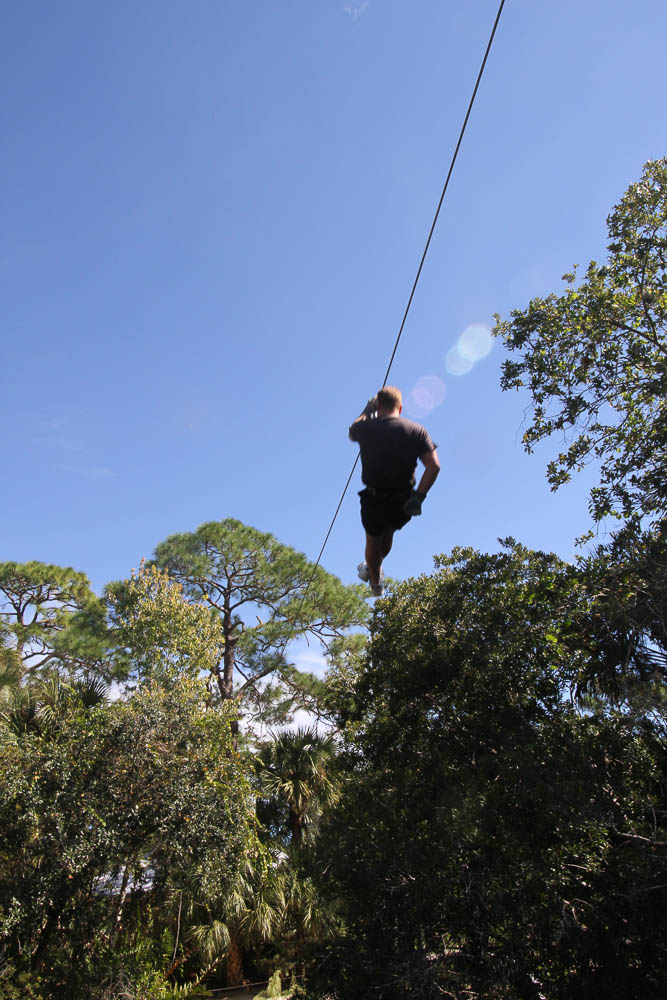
top-left (349, 385), bottom-right (440, 597)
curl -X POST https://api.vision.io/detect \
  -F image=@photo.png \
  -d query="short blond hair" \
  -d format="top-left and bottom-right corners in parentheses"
top-left (376, 386), bottom-right (402, 411)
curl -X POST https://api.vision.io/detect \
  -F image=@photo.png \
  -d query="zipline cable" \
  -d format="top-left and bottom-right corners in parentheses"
top-left (379, 0), bottom-right (507, 388)
top-left (275, 0), bottom-right (506, 669)
top-left (311, 0), bottom-right (506, 579)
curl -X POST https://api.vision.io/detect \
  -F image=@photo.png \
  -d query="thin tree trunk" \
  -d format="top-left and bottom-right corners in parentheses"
top-left (109, 862), bottom-right (132, 947)
top-left (30, 890), bottom-right (67, 971)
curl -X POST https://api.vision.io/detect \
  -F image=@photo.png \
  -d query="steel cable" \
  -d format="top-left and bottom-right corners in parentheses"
top-left (265, 0), bottom-right (507, 689)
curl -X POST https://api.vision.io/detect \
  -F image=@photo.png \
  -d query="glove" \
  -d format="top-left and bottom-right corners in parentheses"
top-left (403, 490), bottom-right (426, 517)
top-left (362, 396), bottom-right (378, 418)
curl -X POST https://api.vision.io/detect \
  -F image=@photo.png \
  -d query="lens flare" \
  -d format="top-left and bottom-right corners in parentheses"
top-left (405, 375), bottom-right (447, 418)
top-left (458, 324), bottom-right (493, 362)
top-left (414, 375), bottom-right (446, 409)
top-left (445, 345), bottom-right (474, 376)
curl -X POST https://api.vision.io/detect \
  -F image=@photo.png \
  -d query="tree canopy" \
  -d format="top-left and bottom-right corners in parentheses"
top-left (0, 561), bottom-right (112, 680)
top-left (495, 157), bottom-right (667, 531)
top-left (311, 544), bottom-right (667, 999)
top-left (153, 519), bottom-right (367, 725)
top-left (0, 676), bottom-right (258, 997)
top-left (0, 520), bottom-right (362, 997)
top-left (106, 561), bottom-right (224, 685)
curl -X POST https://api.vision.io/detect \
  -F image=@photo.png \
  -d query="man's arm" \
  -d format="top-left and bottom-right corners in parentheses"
top-left (348, 396), bottom-right (377, 440)
top-left (416, 448), bottom-right (440, 495)
top-left (403, 448), bottom-right (440, 517)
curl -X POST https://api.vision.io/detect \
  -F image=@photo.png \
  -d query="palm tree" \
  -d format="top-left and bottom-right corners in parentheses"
top-left (0, 672), bottom-right (108, 737)
top-left (181, 728), bottom-right (342, 989)
top-left (276, 844), bottom-right (340, 980)
top-left (255, 727), bottom-right (341, 846)
top-left (187, 849), bottom-right (287, 987)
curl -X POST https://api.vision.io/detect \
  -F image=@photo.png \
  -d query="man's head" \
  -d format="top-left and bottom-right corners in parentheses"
top-left (376, 386), bottom-right (403, 415)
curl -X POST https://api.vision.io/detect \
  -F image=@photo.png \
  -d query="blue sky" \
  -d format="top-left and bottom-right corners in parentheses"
top-left (2, 0), bottom-right (666, 609)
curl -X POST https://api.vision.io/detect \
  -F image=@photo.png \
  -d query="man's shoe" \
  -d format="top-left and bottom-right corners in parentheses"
top-left (357, 562), bottom-right (370, 582)
top-left (370, 582), bottom-right (385, 598)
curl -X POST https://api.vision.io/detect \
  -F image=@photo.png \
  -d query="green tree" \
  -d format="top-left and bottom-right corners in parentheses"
top-left (0, 673), bottom-right (108, 740)
top-left (107, 561), bottom-right (224, 686)
top-left (0, 677), bottom-right (258, 997)
top-left (173, 722), bottom-right (343, 986)
top-left (153, 520), bottom-right (367, 724)
top-left (0, 620), bottom-right (22, 703)
top-left (255, 727), bottom-right (341, 847)
top-left (310, 544), bottom-right (667, 1000)
top-left (560, 517), bottom-right (667, 704)
top-left (187, 848), bottom-right (287, 988)
top-left (495, 158), bottom-right (667, 531)
top-left (249, 727), bottom-right (342, 987)
top-left (0, 561), bottom-right (116, 681)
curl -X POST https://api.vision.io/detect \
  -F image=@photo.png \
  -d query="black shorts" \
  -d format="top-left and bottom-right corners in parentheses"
top-left (359, 487), bottom-right (413, 537)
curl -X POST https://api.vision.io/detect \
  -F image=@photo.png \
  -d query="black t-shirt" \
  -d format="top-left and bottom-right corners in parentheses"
top-left (349, 415), bottom-right (436, 490)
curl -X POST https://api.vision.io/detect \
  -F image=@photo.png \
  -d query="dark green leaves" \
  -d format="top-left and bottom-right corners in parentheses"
top-left (310, 543), bottom-right (667, 999)
top-left (495, 158), bottom-right (667, 531)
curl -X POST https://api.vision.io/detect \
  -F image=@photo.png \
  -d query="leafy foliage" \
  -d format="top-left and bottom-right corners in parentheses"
top-left (186, 845), bottom-right (287, 987)
top-left (0, 560), bottom-right (113, 679)
top-left (107, 561), bottom-right (224, 684)
top-left (0, 620), bottom-right (22, 701)
top-left (255, 727), bottom-right (341, 846)
top-left (563, 518), bottom-right (667, 704)
top-left (495, 158), bottom-right (667, 530)
top-left (246, 727), bottom-right (343, 983)
top-left (153, 519), bottom-right (367, 723)
top-left (3, 494), bottom-right (664, 999)
top-left (0, 677), bottom-right (257, 997)
top-left (309, 544), bottom-right (667, 999)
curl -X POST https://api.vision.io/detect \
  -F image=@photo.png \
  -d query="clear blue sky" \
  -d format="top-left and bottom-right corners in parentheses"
top-left (2, 0), bottom-right (666, 601)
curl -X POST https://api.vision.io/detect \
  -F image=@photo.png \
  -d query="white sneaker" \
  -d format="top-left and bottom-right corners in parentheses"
top-left (357, 562), bottom-right (370, 582)
top-left (370, 582), bottom-right (385, 598)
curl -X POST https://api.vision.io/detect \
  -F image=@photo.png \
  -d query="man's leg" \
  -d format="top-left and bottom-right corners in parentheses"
top-left (364, 528), bottom-right (396, 587)
top-left (364, 533), bottom-right (384, 587)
